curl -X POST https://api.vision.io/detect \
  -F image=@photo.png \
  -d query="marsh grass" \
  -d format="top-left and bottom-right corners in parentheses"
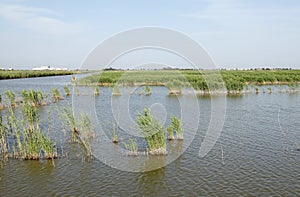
top-left (0, 95), bottom-right (4, 110)
top-left (52, 88), bottom-right (62, 102)
top-left (111, 85), bottom-right (121, 96)
top-left (0, 101), bottom-right (57, 160)
top-left (21, 89), bottom-right (46, 107)
top-left (170, 116), bottom-right (183, 140)
top-left (123, 138), bottom-right (138, 156)
top-left (64, 86), bottom-right (71, 96)
top-left (144, 86), bottom-right (152, 96)
top-left (58, 106), bottom-right (94, 157)
top-left (4, 90), bottom-right (16, 107)
top-left (167, 126), bottom-right (174, 140)
top-left (167, 81), bottom-right (182, 95)
top-left (137, 108), bottom-right (167, 155)
top-left (94, 86), bottom-right (100, 96)
top-left (112, 126), bottom-right (118, 143)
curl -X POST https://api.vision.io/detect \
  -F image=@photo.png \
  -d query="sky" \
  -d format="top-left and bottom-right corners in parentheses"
top-left (0, 0), bottom-right (300, 70)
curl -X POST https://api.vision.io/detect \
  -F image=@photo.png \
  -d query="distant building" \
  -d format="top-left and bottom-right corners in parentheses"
top-left (32, 66), bottom-right (68, 71)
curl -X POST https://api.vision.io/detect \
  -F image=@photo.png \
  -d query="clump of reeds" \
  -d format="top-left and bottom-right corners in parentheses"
top-left (170, 115), bottom-right (183, 140)
top-left (111, 85), bottom-right (121, 96)
top-left (59, 106), bottom-right (77, 142)
top-left (167, 125), bottom-right (174, 140)
top-left (167, 81), bottom-right (182, 95)
top-left (59, 106), bottom-right (94, 157)
top-left (52, 88), bottom-right (62, 102)
top-left (3, 100), bottom-right (57, 160)
top-left (137, 108), bottom-right (167, 155)
top-left (0, 95), bottom-right (4, 110)
top-left (4, 90), bottom-right (16, 107)
top-left (144, 86), bottom-right (152, 96)
top-left (94, 86), bottom-right (100, 96)
top-left (0, 116), bottom-right (8, 159)
top-left (64, 86), bottom-right (71, 96)
top-left (112, 127), bottom-right (118, 143)
top-left (21, 89), bottom-right (46, 106)
top-left (123, 138), bottom-right (138, 156)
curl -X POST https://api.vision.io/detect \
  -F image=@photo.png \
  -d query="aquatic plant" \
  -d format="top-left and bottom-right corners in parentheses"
top-left (167, 80), bottom-right (182, 95)
top-left (4, 90), bottom-right (16, 107)
top-left (170, 116), bottom-right (183, 140)
top-left (111, 85), bottom-right (121, 96)
top-left (0, 95), bottom-right (4, 110)
top-left (167, 126), bottom-right (174, 140)
top-left (94, 86), bottom-right (100, 96)
top-left (52, 88), bottom-right (62, 102)
top-left (21, 89), bottom-right (46, 107)
top-left (59, 106), bottom-right (77, 141)
top-left (64, 86), bottom-right (71, 96)
top-left (137, 108), bottom-right (167, 155)
top-left (112, 126), bottom-right (118, 143)
top-left (144, 86), bottom-right (152, 96)
top-left (123, 138), bottom-right (138, 156)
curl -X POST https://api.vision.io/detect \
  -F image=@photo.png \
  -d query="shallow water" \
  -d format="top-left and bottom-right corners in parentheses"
top-left (0, 76), bottom-right (300, 196)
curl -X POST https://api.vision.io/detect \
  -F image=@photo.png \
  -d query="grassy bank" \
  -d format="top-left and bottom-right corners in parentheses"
top-left (0, 70), bottom-right (77, 80)
top-left (78, 69), bottom-right (300, 94)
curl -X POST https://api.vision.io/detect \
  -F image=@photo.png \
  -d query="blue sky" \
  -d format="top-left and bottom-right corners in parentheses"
top-left (0, 0), bottom-right (300, 69)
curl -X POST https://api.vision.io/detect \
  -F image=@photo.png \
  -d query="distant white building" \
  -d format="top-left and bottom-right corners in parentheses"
top-left (32, 66), bottom-right (68, 71)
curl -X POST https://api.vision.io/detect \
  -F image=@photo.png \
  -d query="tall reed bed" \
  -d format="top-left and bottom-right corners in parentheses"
top-left (137, 108), bottom-right (167, 155)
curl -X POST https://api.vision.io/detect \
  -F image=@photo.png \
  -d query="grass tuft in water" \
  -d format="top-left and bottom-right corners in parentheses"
top-left (137, 108), bottom-right (167, 155)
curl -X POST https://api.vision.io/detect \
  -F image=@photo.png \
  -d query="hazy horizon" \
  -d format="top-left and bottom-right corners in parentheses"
top-left (1, 0), bottom-right (300, 70)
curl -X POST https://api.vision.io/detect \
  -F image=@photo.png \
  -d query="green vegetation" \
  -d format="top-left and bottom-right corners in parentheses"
top-left (64, 86), bottom-right (71, 96)
top-left (170, 116), bottom-right (183, 140)
top-left (0, 98), bottom-right (57, 160)
top-left (0, 70), bottom-right (76, 80)
top-left (78, 69), bottom-right (300, 95)
top-left (4, 90), bottom-right (16, 107)
top-left (111, 85), bottom-right (121, 96)
top-left (137, 108), bottom-right (167, 155)
top-left (94, 86), bottom-right (100, 96)
top-left (167, 126), bottom-right (174, 140)
top-left (123, 138), bottom-right (138, 156)
top-left (112, 127), bottom-right (118, 143)
top-left (52, 88), bottom-right (62, 102)
top-left (21, 89), bottom-right (46, 106)
top-left (144, 86), bottom-right (152, 96)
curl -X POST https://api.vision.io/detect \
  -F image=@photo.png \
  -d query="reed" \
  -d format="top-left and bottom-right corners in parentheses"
top-left (144, 86), bottom-right (152, 96)
top-left (111, 85), bottom-right (121, 96)
top-left (167, 125), bottom-right (174, 140)
top-left (64, 86), bottom-right (71, 96)
top-left (137, 108), bottom-right (167, 155)
top-left (170, 116), bottom-right (183, 140)
top-left (94, 86), bottom-right (100, 96)
top-left (123, 138), bottom-right (138, 156)
top-left (112, 126), bottom-right (118, 143)
top-left (0, 95), bottom-right (4, 110)
top-left (52, 88), bottom-right (62, 102)
top-left (4, 90), bottom-right (16, 107)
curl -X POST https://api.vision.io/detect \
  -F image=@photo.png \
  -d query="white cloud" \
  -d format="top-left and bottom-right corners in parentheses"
top-left (0, 4), bottom-right (81, 35)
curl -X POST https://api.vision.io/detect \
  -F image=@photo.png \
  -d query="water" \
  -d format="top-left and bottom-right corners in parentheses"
top-left (0, 76), bottom-right (299, 196)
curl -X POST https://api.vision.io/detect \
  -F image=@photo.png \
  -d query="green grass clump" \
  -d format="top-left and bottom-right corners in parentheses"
top-left (52, 88), bottom-right (62, 102)
top-left (170, 116), bottom-right (183, 140)
top-left (64, 86), bottom-right (71, 96)
top-left (4, 90), bottom-right (16, 107)
top-left (21, 89), bottom-right (46, 106)
top-left (167, 126), bottom-right (174, 140)
top-left (144, 86), bottom-right (152, 96)
top-left (123, 138), bottom-right (138, 156)
top-left (137, 108), bottom-right (167, 155)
